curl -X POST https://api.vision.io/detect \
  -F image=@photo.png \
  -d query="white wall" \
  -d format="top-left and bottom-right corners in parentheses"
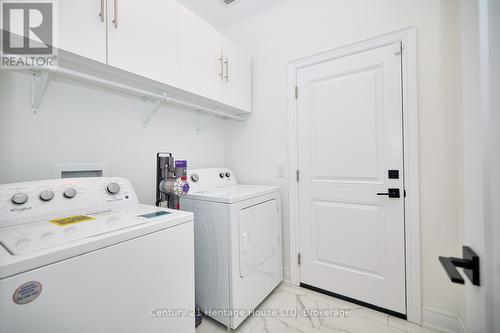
top-left (0, 70), bottom-right (226, 204)
top-left (223, 0), bottom-right (464, 317)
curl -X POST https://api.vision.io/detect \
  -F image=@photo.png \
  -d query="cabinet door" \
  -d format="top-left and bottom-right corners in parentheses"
top-left (56, 0), bottom-right (107, 62)
top-left (106, 0), bottom-right (179, 86)
top-left (222, 36), bottom-right (252, 112)
top-left (179, 4), bottom-right (222, 102)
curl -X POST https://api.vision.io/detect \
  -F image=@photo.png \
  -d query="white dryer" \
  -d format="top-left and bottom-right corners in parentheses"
top-left (0, 177), bottom-right (195, 333)
top-left (180, 168), bottom-right (282, 329)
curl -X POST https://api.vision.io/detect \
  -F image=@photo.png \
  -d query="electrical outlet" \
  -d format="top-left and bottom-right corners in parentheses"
top-left (278, 165), bottom-right (285, 178)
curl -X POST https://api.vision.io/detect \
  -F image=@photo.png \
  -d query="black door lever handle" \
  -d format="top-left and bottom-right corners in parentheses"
top-left (377, 188), bottom-right (400, 198)
top-left (439, 246), bottom-right (480, 286)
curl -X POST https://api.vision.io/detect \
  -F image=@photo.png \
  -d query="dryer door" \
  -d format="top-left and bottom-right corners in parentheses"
top-left (239, 199), bottom-right (279, 277)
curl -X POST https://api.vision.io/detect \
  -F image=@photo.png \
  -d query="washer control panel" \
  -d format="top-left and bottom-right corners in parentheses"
top-left (0, 177), bottom-right (138, 228)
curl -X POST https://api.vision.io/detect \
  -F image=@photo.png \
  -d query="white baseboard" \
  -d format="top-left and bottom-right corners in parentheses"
top-left (282, 267), bottom-right (291, 283)
top-left (422, 307), bottom-right (466, 333)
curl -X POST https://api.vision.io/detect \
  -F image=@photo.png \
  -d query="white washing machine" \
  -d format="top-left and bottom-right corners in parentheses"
top-left (180, 168), bottom-right (282, 329)
top-left (0, 177), bottom-right (195, 333)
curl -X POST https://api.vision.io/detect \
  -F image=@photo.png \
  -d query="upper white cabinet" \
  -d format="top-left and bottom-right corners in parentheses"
top-left (107, 0), bottom-right (179, 86)
top-left (56, 0), bottom-right (107, 63)
top-left (178, 3), bottom-right (222, 102)
top-left (179, 4), bottom-right (252, 112)
top-left (222, 36), bottom-right (252, 112)
top-left (54, 0), bottom-right (251, 113)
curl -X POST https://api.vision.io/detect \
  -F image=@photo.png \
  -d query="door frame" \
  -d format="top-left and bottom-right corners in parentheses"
top-left (287, 27), bottom-right (421, 324)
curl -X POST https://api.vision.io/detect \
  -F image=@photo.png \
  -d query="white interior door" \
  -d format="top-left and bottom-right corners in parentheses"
top-left (107, 0), bottom-right (179, 86)
top-left (297, 42), bottom-right (406, 314)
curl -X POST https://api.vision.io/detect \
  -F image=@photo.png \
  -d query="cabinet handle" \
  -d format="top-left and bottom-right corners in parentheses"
top-left (219, 57), bottom-right (224, 78)
top-left (112, 0), bottom-right (118, 28)
top-left (99, 0), bottom-right (104, 22)
top-left (224, 57), bottom-right (229, 81)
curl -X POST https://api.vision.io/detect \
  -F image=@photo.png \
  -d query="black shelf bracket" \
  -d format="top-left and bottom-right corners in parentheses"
top-left (439, 246), bottom-right (480, 286)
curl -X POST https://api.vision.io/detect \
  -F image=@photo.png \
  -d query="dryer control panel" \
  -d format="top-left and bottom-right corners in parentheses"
top-left (0, 177), bottom-right (138, 228)
top-left (187, 168), bottom-right (237, 193)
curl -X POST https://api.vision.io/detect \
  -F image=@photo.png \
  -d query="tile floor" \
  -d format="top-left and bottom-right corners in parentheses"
top-left (196, 283), bottom-right (438, 333)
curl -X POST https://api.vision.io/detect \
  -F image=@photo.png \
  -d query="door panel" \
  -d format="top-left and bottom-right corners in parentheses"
top-left (222, 35), bottom-right (252, 112)
top-left (56, 0), bottom-right (107, 62)
top-left (107, 0), bottom-right (179, 86)
top-left (178, 4), bottom-right (222, 102)
top-left (312, 68), bottom-right (383, 181)
top-left (314, 201), bottom-right (385, 278)
top-left (298, 43), bottom-right (405, 314)
top-left (239, 199), bottom-right (278, 277)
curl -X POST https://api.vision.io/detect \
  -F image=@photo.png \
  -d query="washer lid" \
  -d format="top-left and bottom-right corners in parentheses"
top-left (183, 185), bottom-right (279, 204)
top-left (0, 204), bottom-right (193, 278)
top-left (0, 206), bottom-right (181, 256)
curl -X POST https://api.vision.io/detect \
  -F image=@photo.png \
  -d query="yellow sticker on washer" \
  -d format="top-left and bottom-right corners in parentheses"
top-left (49, 215), bottom-right (95, 226)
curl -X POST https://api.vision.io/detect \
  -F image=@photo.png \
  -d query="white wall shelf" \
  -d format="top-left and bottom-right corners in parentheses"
top-left (29, 50), bottom-right (247, 130)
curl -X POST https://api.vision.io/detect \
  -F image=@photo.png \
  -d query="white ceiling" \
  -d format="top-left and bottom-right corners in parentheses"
top-left (177, 0), bottom-right (286, 30)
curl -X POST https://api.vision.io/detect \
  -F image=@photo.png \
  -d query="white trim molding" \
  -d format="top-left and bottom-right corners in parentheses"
top-left (282, 267), bottom-right (291, 284)
top-left (287, 27), bottom-right (421, 324)
top-left (422, 307), bottom-right (467, 333)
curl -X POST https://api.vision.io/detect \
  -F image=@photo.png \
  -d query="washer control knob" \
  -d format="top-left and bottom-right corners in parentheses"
top-left (219, 172), bottom-right (225, 178)
top-left (39, 190), bottom-right (54, 202)
top-left (191, 174), bottom-right (199, 182)
top-left (225, 172), bottom-right (231, 178)
top-left (106, 183), bottom-right (121, 195)
top-left (11, 193), bottom-right (28, 205)
top-left (63, 188), bottom-right (77, 199)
